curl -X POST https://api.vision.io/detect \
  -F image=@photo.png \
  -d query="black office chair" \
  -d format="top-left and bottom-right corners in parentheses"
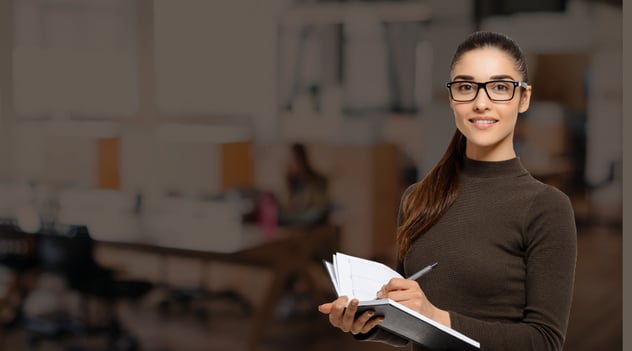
top-left (0, 222), bottom-right (39, 328)
top-left (24, 225), bottom-right (153, 351)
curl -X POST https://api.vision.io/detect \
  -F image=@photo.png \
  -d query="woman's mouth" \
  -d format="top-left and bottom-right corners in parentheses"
top-left (469, 118), bottom-right (498, 128)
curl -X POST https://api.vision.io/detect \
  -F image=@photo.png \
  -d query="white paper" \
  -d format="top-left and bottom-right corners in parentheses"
top-left (329, 252), bottom-right (403, 301)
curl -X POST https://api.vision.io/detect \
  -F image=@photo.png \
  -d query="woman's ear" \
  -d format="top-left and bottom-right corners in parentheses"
top-left (518, 85), bottom-right (532, 113)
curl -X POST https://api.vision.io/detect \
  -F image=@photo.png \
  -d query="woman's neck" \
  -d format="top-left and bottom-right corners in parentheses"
top-left (465, 144), bottom-right (516, 162)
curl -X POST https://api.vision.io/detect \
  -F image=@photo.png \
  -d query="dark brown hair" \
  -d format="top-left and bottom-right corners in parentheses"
top-left (288, 143), bottom-right (316, 178)
top-left (451, 31), bottom-right (528, 82)
top-left (396, 31), bottom-right (528, 258)
top-left (285, 143), bottom-right (326, 189)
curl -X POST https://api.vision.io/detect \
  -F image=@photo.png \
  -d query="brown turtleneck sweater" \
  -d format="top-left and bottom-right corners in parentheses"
top-left (359, 157), bottom-right (577, 351)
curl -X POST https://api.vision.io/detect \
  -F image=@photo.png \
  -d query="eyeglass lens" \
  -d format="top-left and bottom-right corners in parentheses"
top-left (449, 81), bottom-right (517, 101)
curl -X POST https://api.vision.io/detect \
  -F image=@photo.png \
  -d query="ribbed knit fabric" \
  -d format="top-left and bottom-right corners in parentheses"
top-left (359, 157), bottom-right (577, 351)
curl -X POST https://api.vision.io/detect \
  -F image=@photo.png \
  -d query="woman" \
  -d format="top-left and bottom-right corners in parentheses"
top-left (318, 31), bottom-right (577, 351)
top-left (278, 143), bottom-right (330, 227)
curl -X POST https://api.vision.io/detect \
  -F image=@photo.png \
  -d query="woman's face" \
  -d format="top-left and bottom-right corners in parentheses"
top-left (449, 47), bottom-right (532, 161)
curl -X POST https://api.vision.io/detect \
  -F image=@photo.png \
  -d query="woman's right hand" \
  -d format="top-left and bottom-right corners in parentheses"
top-left (317, 296), bottom-right (384, 335)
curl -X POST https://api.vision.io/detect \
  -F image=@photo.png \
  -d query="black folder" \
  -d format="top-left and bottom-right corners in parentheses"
top-left (356, 299), bottom-right (480, 351)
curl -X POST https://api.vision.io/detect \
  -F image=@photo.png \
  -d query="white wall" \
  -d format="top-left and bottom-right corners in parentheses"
top-left (154, 0), bottom-right (290, 142)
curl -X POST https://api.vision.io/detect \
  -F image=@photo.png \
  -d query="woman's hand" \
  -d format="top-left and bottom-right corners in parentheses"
top-left (318, 296), bottom-right (384, 335)
top-left (377, 278), bottom-right (451, 328)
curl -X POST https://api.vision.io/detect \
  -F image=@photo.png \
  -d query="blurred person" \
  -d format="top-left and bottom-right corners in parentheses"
top-left (278, 143), bottom-right (330, 227)
top-left (318, 31), bottom-right (577, 351)
top-left (272, 143), bottom-right (331, 319)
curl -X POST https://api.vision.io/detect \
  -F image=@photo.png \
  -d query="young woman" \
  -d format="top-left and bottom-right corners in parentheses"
top-left (318, 31), bottom-right (577, 351)
top-left (278, 143), bottom-right (330, 227)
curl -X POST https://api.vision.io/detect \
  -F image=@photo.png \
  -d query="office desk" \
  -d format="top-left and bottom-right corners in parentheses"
top-left (95, 224), bottom-right (340, 351)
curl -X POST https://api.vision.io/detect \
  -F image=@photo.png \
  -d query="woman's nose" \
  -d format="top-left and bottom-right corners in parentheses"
top-left (472, 87), bottom-right (491, 111)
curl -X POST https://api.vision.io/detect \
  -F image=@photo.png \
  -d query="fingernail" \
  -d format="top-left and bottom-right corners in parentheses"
top-left (367, 311), bottom-right (374, 317)
top-left (376, 291), bottom-right (383, 299)
top-left (351, 300), bottom-right (358, 306)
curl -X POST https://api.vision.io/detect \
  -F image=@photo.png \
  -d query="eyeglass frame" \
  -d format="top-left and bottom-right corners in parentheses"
top-left (446, 80), bottom-right (528, 102)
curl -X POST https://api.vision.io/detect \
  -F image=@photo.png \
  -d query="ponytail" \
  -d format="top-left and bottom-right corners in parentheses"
top-left (396, 130), bottom-right (466, 258)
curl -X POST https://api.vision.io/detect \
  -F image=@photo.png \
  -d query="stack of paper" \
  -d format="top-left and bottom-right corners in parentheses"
top-left (323, 252), bottom-right (404, 300)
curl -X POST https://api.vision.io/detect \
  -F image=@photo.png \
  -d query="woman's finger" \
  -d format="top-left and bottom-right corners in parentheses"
top-left (351, 309), bottom-right (376, 334)
top-left (361, 315), bottom-right (385, 334)
top-left (327, 296), bottom-right (348, 326)
top-left (384, 278), bottom-right (419, 291)
top-left (318, 302), bottom-right (333, 314)
top-left (340, 298), bottom-right (359, 332)
top-left (384, 289), bottom-right (423, 303)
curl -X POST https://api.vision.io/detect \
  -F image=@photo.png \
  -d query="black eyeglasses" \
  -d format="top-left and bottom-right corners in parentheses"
top-left (446, 80), bottom-right (527, 102)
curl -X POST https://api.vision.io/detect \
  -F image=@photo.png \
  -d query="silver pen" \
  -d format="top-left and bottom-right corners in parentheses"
top-left (406, 262), bottom-right (438, 280)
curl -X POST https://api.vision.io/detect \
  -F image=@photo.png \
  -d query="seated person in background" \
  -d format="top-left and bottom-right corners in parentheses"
top-left (274, 144), bottom-right (332, 318)
top-left (278, 143), bottom-right (330, 227)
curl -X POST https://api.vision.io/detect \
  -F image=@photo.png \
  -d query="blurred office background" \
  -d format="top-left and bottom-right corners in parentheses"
top-left (0, 0), bottom-right (622, 350)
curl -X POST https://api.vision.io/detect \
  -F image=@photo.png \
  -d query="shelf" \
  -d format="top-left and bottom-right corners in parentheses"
top-left (280, 1), bottom-right (432, 25)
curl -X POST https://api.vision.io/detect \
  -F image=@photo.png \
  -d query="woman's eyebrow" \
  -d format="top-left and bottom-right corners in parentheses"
top-left (451, 74), bottom-right (517, 81)
top-left (452, 75), bottom-right (474, 81)
top-left (490, 74), bottom-right (516, 80)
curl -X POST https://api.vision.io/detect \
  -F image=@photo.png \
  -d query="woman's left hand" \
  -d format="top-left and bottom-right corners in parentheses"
top-left (377, 278), bottom-right (451, 328)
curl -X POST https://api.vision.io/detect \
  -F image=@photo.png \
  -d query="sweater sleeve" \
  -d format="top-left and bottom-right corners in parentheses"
top-left (449, 186), bottom-right (577, 351)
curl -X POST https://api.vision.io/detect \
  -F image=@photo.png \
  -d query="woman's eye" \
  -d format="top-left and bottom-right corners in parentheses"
top-left (458, 84), bottom-right (475, 91)
top-left (491, 83), bottom-right (511, 91)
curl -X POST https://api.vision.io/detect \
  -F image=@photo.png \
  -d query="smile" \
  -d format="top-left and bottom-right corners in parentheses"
top-left (469, 119), bottom-right (498, 124)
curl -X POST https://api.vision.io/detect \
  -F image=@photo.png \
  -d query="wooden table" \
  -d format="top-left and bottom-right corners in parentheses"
top-left (96, 224), bottom-right (341, 350)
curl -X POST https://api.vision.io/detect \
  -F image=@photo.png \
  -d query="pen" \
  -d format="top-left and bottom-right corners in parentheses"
top-left (406, 262), bottom-right (438, 281)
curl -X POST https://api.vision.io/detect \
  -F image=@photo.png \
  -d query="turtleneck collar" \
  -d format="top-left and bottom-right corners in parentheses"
top-left (461, 157), bottom-right (529, 179)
